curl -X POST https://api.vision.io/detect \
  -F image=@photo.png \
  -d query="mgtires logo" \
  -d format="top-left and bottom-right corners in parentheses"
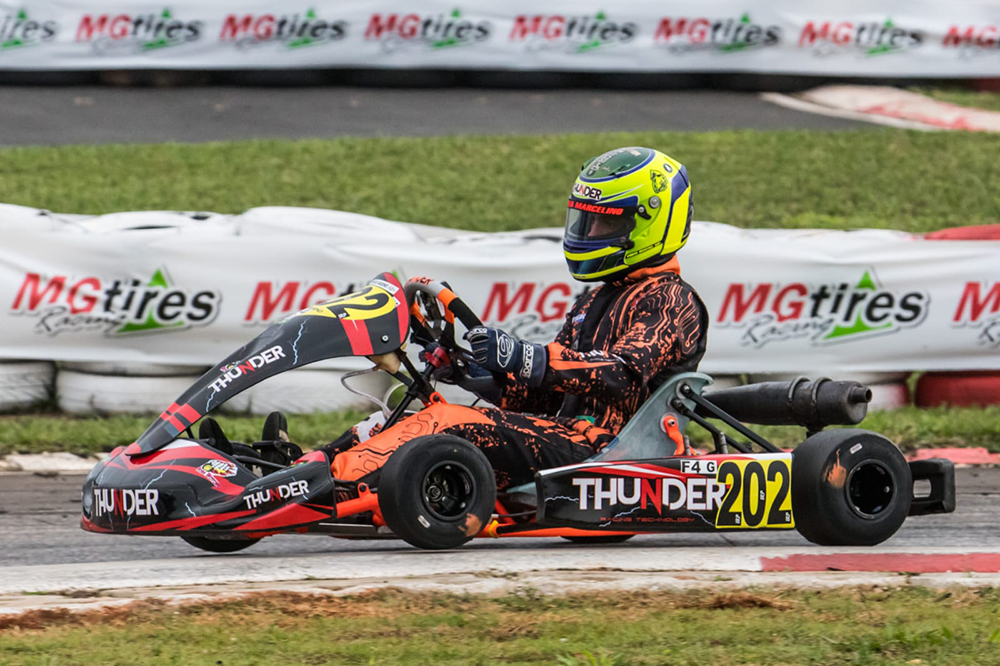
top-left (0, 10), bottom-right (58, 52)
top-left (953, 281), bottom-right (1000, 346)
top-left (10, 268), bottom-right (220, 336)
top-left (482, 281), bottom-right (589, 342)
top-left (798, 19), bottom-right (923, 56)
top-left (365, 9), bottom-right (490, 52)
top-left (717, 270), bottom-right (928, 347)
top-left (220, 10), bottom-right (347, 49)
top-left (76, 9), bottom-right (202, 54)
top-left (654, 14), bottom-right (780, 53)
top-left (509, 12), bottom-right (636, 53)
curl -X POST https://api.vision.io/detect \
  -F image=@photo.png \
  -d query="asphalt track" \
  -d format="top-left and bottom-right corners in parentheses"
top-left (2, 467), bottom-right (994, 568)
top-left (1, 87), bottom-right (862, 147)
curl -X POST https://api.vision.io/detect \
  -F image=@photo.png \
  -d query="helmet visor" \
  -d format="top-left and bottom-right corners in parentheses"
top-left (565, 200), bottom-right (637, 241)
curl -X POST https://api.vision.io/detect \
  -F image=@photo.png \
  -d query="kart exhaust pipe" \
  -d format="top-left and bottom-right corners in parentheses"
top-left (699, 378), bottom-right (871, 430)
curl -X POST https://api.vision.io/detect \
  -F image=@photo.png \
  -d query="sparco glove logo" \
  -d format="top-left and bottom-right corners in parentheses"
top-left (0, 10), bottom-right (58, 52)
top-left (364, 8), bottom-right (490, 52)
top-left (76, 9), bottom-right (202, 54)
top-left (654, 13), bottom-right (780, 53)
top-left (953, 281), bottom-right (1000, 347)
top-left (717, 270), bottom-right (928, 348)
top-left (220, 9), bottom-right (347, 49)
top-left (509, 12), bottom-right (636, 53)
top-left (798, 18), bottom-right (923, 57)
top-left (10, 268), bottom-right (220, 336)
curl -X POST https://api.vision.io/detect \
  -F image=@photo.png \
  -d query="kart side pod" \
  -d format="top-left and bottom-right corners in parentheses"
top-left (699, 378), bottom-right (872, 431)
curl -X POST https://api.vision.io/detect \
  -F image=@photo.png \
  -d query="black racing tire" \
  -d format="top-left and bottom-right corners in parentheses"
top-left (378, 434), bottom-right (496, 550)
top-left (561, 535), bottom-right (635, 545)
top-left (792, 429), bottom-right (912, 546)
top-left (181, 536), bottom-right (261, 553)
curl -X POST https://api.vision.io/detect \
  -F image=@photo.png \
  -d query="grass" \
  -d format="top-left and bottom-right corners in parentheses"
top-left (915, 86), bottom-right (1000, 114)
top-left (4, 587), bottom-right (1000, 665)
top-left (2, 129), bottom-right (1000, 234)
top-left (2, 404), bottom-right (998, 457)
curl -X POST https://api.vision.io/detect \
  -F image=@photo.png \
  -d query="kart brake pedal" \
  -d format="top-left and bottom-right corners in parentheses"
top-left (198, 417), bottom-right (233, 455)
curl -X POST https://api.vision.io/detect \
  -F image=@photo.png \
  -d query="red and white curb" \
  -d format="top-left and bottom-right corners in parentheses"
top-left (763, 85), bottom-right (1000, 132)
top-left (2, 547), bottom-right (998, 598)
top-left (3, 547), bottom-right (1000, 616)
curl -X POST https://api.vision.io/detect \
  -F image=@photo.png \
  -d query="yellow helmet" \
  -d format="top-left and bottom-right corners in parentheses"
top-left (563, 146), bottom-right (692, 282)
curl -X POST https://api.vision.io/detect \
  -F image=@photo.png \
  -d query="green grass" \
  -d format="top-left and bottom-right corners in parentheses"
top-left (4, 588), bottom-right (1000, 665)
top-left (2, 404), bottom-right (997, 457)
top-left (914, 86), bottom-right (1000, 114)
top-left (3, 130), bottom-right (1000, 234)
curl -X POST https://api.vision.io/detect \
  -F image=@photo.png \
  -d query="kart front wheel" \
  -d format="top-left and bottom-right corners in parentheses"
top-left (378, 434), bottom-right (496, 550)
top-left (181, 536), bottom-right (261, 553)
top-left (792, 429), bottom-right (912, 546)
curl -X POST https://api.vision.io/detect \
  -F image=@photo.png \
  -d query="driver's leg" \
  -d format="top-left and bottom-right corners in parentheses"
top-left (327, 402), bottom-right (613, 491)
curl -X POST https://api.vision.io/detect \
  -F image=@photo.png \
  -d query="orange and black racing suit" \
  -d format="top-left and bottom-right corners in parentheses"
top-left (323, 258), bottom-right (708, 491)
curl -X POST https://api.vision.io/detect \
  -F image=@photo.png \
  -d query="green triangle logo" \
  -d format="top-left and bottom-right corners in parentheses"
top-left (116, 269), bottom-right (184, 334)
top-left (824, 271), bottom-right (892, 340)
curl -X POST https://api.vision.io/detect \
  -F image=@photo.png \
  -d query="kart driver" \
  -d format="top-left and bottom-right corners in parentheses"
top-left (319, 146), bottom-right (708, 492)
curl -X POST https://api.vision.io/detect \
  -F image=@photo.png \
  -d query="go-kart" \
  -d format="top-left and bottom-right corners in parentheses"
top-left (81, 272), bottom-right (955, 552)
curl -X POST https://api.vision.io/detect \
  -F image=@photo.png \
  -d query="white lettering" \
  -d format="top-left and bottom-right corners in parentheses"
top-left (243, 480), bottom-right (309, 510)
top-left (618, 477), bottom-right (641, 504)
top-left (593, 477), bottom-right (617, 510)
top-left (573, 478), bottom-right (595, 510)
top-left (687, 477), bottom-right (707, 511)
top-left (93, 488), bottom-right (159, 517)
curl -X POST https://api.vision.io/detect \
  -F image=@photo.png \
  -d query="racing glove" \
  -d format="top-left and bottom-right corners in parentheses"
top-left (465, 327), bottom-right (547, 387)
top-left (418, 342), bottom-right (503, 405)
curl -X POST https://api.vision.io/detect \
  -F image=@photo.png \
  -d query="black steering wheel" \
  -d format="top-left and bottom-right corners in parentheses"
top-left (403, 277), bottom-right (483, 377)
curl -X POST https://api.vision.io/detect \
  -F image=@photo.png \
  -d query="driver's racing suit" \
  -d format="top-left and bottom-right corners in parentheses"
top-left (322, 258), bottom-right (708, 491)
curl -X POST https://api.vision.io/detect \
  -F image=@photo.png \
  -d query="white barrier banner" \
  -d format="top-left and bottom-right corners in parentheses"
top-left (0, 205), bottom-right (999, 375)
top-left (3, 1), bottom-right (1000, 76)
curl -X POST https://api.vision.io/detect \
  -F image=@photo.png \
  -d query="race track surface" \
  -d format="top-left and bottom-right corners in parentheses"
top-left (2, 88), bottom-right (863, 147)
top-left (2, 467), bottom-right (993, 568)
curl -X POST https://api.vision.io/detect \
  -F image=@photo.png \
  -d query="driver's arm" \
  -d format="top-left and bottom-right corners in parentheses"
top-left (538, 283), bottom-right (704, 404)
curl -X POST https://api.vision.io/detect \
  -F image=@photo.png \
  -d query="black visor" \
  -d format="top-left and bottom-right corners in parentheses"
top-left (565, 200), bottom-right (637, 241)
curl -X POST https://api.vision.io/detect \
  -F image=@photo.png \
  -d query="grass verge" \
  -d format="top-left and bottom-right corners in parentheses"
top-left (3, 588), bottom-right (1000, 665)
top-left (3, 129), bottom-right (1000, 234)
top-left (914, 87), bottom-right (1000, 114)
top-left (2, 404), bottom-right (998, 457)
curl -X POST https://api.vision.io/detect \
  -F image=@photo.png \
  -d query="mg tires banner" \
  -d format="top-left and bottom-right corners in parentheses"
top-left (3, 1), bottom-right (1000, 76)
top-left (1, 205), bottom-right (999, 375)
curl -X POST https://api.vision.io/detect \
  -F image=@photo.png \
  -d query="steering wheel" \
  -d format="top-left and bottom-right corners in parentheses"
top-left (403, 277), bottom-right (483, 375)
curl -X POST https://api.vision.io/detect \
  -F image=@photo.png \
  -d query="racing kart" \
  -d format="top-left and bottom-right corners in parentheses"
top-left (81, 272), bottom-right (956, 552)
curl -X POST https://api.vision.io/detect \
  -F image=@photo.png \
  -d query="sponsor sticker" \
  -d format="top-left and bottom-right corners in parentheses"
top-left (297, 284), bottom-right (397, 322)
top-left (714, 456), bottom-right (793, 529)
top-left (93, 488), bottom-right (160, 518)
top-left (244, 479), bottom-right (310, 509)
top-left (209, 345), bottom-right (286, 393)
top-left (198, 459), bottom-right (238, 485)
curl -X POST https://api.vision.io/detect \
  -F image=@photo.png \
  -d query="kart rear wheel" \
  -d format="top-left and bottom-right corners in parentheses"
top-left (378, 434), bottom-right (496, 550)
top-left (181, 536), bottom-right (261, 553)
top-left (792, 429), bottom-right (912, 546)
top-left (562, 535), bottom-right (634, 545)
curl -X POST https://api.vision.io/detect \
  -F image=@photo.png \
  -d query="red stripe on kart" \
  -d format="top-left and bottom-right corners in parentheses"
top-left (130, 509), bottom-right (256, 532)
top-left (235, 503), bottom-right (331, 532)
top-left (164, 413), bottom-right (185, 432)
top-left (762, 553), bottom-right (1000, 574)
top-left (175, 403), bottom-right (201, 424)
top-left (397, 295), bottom-right (409, 342)
top-left (342, 318), bottom-right (374, 356)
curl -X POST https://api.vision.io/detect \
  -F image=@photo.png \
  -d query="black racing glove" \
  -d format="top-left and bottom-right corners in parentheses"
top-left (464, 327), bottom-right (547, 388)
top-left (419, 342), bottom-right (503, 404)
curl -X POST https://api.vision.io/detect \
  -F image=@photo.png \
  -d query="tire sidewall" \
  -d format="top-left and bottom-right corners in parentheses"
top-left (792, 429), bottom-right (912, 546)
top-left (378, 434), bottom-right (496, 550)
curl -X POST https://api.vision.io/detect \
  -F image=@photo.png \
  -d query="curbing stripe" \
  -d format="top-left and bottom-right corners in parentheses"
top-left (762, 553), bottom-right (1000, 574)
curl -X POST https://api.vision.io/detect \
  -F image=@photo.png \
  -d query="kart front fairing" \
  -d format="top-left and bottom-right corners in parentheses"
top-left (128, 272), bottom-right (409, 456)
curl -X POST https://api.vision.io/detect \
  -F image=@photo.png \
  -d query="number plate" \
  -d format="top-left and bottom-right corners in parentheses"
top-left (714, 455), bottom-right (794, 529)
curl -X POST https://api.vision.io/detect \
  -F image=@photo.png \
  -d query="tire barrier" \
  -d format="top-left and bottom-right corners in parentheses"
top-left (915, 371), bottom-right (1000, 408)
top-left (61, 362), bottom-right (209, 377)
top-left (57, 370), bottom-right (202, 414)
top-left (924, 224), bottom-right (1000, 241)
top-left (0, 361), bottom-right (55, 412)
top-left (222, 367), bottom-right (393, 415)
